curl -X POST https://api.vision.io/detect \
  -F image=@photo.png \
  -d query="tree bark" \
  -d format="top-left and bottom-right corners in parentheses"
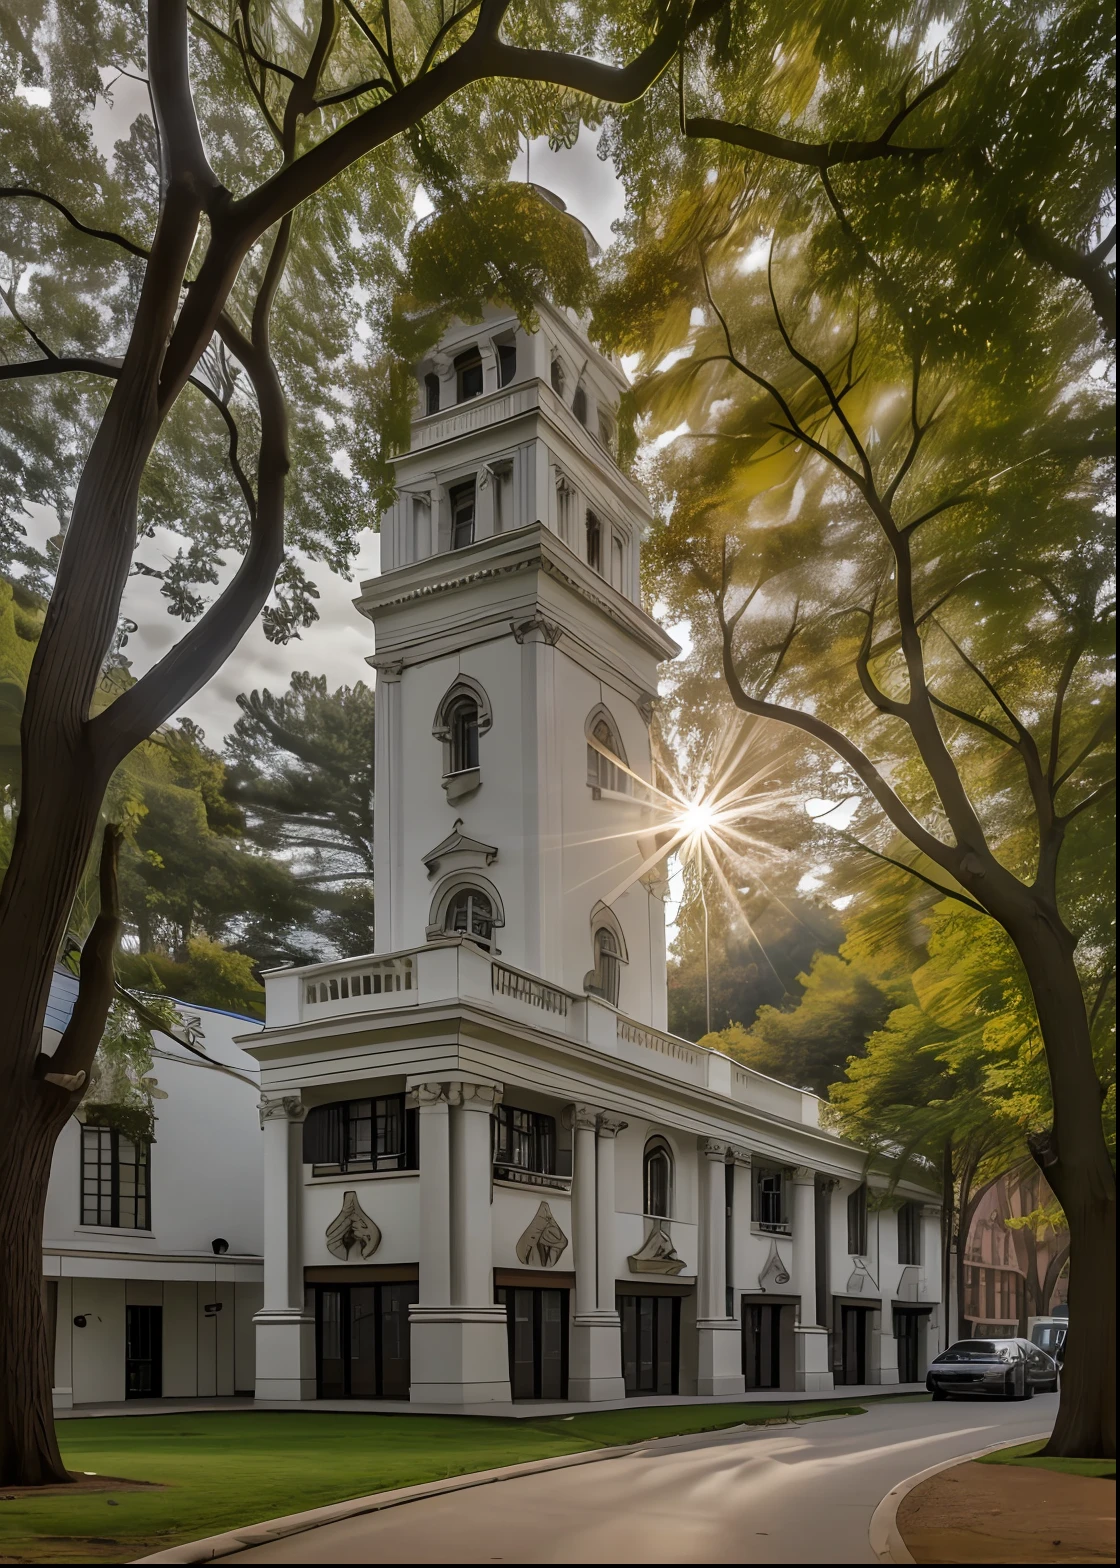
top-left (1013, 919), bottom-right (1116, 1459)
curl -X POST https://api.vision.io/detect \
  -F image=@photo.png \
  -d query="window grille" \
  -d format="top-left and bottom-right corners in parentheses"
top-left (445, 886), bottom-right (495, 948)
top-left (303, 1094), bottom-right (418, 1173)
top-left (493, 1105), bottom-right (556, 1177)
top-left (81, 1124), bottom-right (151, 1229)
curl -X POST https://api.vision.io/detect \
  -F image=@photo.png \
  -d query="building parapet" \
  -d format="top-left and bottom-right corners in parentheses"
top-left (260, 940), bottom-right (833, 1131)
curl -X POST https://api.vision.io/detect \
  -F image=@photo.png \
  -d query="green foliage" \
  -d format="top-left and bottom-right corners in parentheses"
top-left (703, 946), bottom-right (912, 1096)
top-left (224, 670), bottom-right (375, 957)
top-left (118, 939), bottom-right (265, 1020)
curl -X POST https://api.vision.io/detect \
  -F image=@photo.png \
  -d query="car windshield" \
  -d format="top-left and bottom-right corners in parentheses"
top-left (1032, 1325), bottom-right (1066, 1353)
top-left (934, 1340), bottom-right (1018, 1362)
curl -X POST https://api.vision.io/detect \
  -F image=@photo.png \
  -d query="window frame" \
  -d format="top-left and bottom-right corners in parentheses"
top-left (897, 1200), bottom-right (922, 1266)
top-left (643, 1138), bottom-right (674, 1220)
top-left (847, 1183), bottom-right (869, 1256)
top-left (449, 480), bottom-right (476, 550)
top-left (454, 347), bottom-right (484, 402)
top-left (572, 383), bottom-right (588, 425)
top-left (752, 1164), bottom-right (789, 1233)
top-left (424, 372), bottom-right (440, 415)
top-left (306, 1093), bottom-right (418, 1176)
top-left (444, 885), bottom-right (496, 949)
top-left (585, 509), bottom-right (602, 573)
top-left (80, 1123), bottom-right (151, 1230)
top-left (493, 1105), bottom-right (557, 1181)
top-left (496, 341), bottom-right (517, 387)
top-left (446, 695), bottom-right (480, 775)
top-left (589, 925), bottom-right (621, 1005)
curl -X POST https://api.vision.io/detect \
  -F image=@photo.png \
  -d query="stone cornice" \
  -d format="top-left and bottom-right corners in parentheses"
top-left (355, 522), bottom-right (680, 666)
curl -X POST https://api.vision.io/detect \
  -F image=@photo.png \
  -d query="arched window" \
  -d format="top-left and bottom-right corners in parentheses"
top-left (446, 695), bottom-right (479, 775)
top-left (550, 356), bottom-right (565, 396)
top-left (586, 708), bottom-right (629, 795)
top-left (424, 373), bottom-right (440, 415)
top-left (445, 886), bottom-right (496, 949)
top-left (449, 480), bottom-right (476, 549)
top-left (644, 1138), bottom-right (673, 1219)
top-left (433, 676), bottom-right (492, 799)
top-left (590, 925), bottom-right (621, 1005)
top-left (572, 383), bottom-right (588, 425)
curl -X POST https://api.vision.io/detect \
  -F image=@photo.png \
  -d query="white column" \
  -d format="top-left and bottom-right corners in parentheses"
top-left (696, 1139), bottom-right (744, 1396)
top-left (412, 1084), bottom-right (452, 1306)
top-left (792, 1166), bottom-right (833, 1393)
top-left (569, 1104), bottom-right (599, 1317)
top-left (596, 1114), bottom-right (627, 1312)
top-left (565, 1104), bottom-right (625, 1401)
top-left (728, 1145), bottom-right (752, 1303)
top-left (451, 1083), bottom-right (503, 1306)
top-left (408, 1080), bottom-right (509, 1404)
top-left (254, 1095), bottom-right (315, 1400)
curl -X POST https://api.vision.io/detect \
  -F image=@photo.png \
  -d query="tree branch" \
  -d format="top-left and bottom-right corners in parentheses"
top-left (1052, 708), bottom-right (1117, 794)
top-left (35, 825), bottom-right (123, 1091)
top-left (0, 185), bottom-right (151, 260)
top-left (1058, 777), bottom-right (1116, 825)
top-left (682, 61), bottom-right (958, 168)
top-left (1015, 215), bottom-right (1116, 342)
top-left (833, 827), bottom-right (988, 914)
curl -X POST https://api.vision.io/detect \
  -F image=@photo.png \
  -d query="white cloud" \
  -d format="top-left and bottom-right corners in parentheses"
top-left (16, 84), bottom-right (51, 107)
top-left (805, 796), bottom-right (861, 829)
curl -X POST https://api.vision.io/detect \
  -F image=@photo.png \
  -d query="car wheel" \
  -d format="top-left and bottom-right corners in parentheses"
top-left (1023, 1379), bottom-right (1035, 1399)
top-left (1004, 1371), bottom-right (1018, 1400)
top-left (931, 1387), bottom-right (948, 1401)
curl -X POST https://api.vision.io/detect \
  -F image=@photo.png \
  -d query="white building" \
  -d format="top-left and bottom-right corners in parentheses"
top-left (45, 978), bottom-right (264, 1407)
top-left (245, 261), bottom-right (944, 1407)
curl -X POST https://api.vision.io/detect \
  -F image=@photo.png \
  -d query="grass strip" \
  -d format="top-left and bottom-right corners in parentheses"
top-left (0, 1402), bottom-right (865, 1564)
top-left (975, 1439), bottom-right (1116, 1481)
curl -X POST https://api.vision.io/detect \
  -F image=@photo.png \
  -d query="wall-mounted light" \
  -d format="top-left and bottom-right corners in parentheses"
top-left (73, 1315), bottom-right (87, 1328)
top-left (203, 1302), bottom-right (223, 1317)
top-left (211, 1237), bottom-right (229, 1255)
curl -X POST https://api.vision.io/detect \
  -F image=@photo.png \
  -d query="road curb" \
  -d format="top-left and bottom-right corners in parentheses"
top-left (868, 1430), bottom-right (1051, 1564)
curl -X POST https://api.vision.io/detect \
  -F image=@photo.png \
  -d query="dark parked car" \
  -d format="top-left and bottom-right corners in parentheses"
top-left (926, 1338), bottom-right (1059, 1400)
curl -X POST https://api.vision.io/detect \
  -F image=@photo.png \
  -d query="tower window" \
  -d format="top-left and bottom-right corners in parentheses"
top-left (450, 481), bottom-right (476, 549)
top-left (550, 357), bottom-right (565, 396)
top-left (445, 887), bottom-right (495, 949)
top-left (447, 696), bottom-right (480, 774)
top-left (597, 412), bottom-right (615, 451)
top-left (497, 342), bottom-right (517, 387)
top-left (612, 532), bottom-right (624, 590)
top-left (586, 510), bottom-right (601, 573)
top-left (424, 373), bottom-right (440, 415)
top-left (590, 925), bottom-right (621, 1006)
top-left (572, 384), bottom-right (588, 425)
top-left (587, 712), bottom-right (629, 795)
top-left (455, 348), bottom-right (484, 402)
top-left (643, 1138), bottom-right (673, 1219)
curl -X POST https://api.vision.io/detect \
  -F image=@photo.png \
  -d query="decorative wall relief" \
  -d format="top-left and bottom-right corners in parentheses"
top-left (757, 1239), bottom-right (791, 1291)
top-left (628, 1223), bottom-right (686, 1276)
top-left (845, 1258), bottom-right (878, 1295)
top-left (325, 1190), bottom-right (382, 1261)
top-left (516, 1202), bottom-right (569, 1267)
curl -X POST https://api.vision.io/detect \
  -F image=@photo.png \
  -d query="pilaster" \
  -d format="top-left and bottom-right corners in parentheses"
top-left (565, 1103), bottom-right (626, 1401)
top-left (791, 1165), bottom-right (833, 1393)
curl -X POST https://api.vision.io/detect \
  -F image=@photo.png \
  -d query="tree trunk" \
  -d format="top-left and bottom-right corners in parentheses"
top-left (1012, 918), bottom-right (1116, 1459)
top-left (0, 1088), bottom-right (72, 1485)
top-left (0, 745), bottom-right (111, 1483)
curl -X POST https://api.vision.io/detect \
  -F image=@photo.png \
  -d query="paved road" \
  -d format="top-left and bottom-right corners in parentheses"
top-left (225, 1394), bottom-right (1054, 1564)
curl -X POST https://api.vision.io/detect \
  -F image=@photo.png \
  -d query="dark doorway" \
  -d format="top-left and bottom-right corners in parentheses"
top-left (743, 1302), bottom-right (783, 1390)
top-left (315, 1282), bottom-right (417, 1398)
top-left (893, 1307), bottom-right (930, 1383)
top-left (125, 1304), bottom-right (162, 1398)
top-left (839, 1305), bottom-right (872, 1386)
top-left (618, 1293), bottom-right (680, 1396)
top-left (496, 1286), bottom-right (569, 1400)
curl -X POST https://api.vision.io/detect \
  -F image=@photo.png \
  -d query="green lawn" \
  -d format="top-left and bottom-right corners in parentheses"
top-left (976, 1438), bottom-right (1117, 1481)
top-left (0, 1403), bottom-right (864, 1564)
